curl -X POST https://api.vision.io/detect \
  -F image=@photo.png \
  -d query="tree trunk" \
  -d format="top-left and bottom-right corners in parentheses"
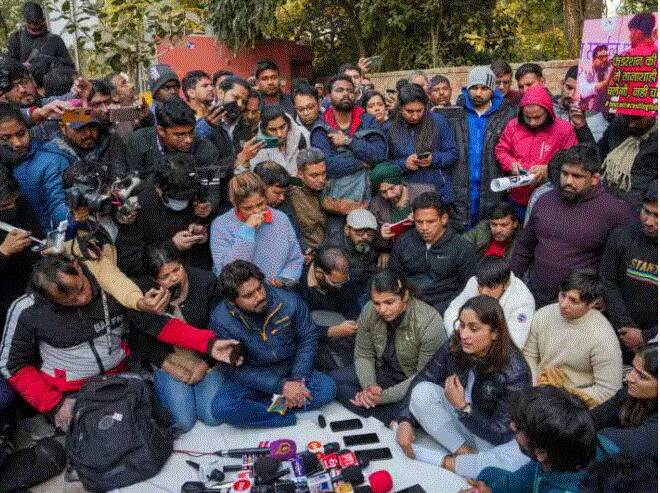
top-left (584, 0), bottom-right (604, 19)
top-left (337, 0), bottom-right (367, 56)
top-left (430, 25), bottom-right (440, 68)
top-left (563, 0), bottom-right (585, 58)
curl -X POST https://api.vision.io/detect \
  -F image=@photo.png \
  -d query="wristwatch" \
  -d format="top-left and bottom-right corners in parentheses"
top-left (456, 402), bottom-right (471, 417)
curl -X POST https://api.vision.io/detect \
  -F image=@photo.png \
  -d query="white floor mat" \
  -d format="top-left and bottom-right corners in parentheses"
top-left (113, 401), bottom-right (469, 492)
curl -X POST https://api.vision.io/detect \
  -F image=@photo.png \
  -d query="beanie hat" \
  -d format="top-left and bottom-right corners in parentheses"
top-left (466, 66), bottom-right (496, 90)
top-left (148, 64), bottom-right (179, 95)
top-left (370, 162), bottom-right (402, 191)
top-left (23, 2), bottom-right (44, 23)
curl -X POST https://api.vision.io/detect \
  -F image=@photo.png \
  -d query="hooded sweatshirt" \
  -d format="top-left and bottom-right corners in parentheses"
top-left (495, 86), bottom-right (578, 206)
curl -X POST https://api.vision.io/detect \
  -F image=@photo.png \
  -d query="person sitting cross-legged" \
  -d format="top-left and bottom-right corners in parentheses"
top-left (210, 260), bottom-right (336, 428)
top-left (331, 269), bottom-right (445, 424)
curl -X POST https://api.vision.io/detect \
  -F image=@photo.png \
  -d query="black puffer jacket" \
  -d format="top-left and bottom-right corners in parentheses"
top-left (434, 100), bottom-right (516, 230)
top-left (399, 340), bottom-right (532, 446)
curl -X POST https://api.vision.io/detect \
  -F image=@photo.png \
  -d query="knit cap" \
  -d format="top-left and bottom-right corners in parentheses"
top-left (370, 162), bottom-right (402, 191)
top-left (466, 66), bottom-right (496, 90)
top-left (148, 64), bottom-right (179, 94)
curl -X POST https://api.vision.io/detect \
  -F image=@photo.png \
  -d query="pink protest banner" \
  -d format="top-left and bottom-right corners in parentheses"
top-left (577, 12), bottom-right (657, 117)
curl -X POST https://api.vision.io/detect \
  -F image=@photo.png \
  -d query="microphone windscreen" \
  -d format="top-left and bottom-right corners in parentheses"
top-left (341, 465), bottom-right (365, 485)
top-left (270, 439), bottom-right (297, 460)
top-left (254, 456), bottom-right (280, 481)
top-left (368, 470), bottom-right (394, 493)
top-left (299, 451), bottom-right (322, 475)
top-left (323, 441), bottom-right (340, 454)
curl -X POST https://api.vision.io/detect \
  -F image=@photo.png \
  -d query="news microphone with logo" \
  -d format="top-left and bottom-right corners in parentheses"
top-left (214, 439), bottom-right (296, 460)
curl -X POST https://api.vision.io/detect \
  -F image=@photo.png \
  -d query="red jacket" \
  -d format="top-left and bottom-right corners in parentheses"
top-left (495, 86), bottom-right (578, 206)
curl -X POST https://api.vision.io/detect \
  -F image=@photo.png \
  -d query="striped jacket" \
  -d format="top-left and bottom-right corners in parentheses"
top-left (0, 268), bottom-right (221, 414)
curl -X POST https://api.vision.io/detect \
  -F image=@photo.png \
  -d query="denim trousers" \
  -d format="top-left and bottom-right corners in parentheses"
top-left (211, 370), bottom-right (336, 428)
top-left (153, 367), bottom-right (224, 433)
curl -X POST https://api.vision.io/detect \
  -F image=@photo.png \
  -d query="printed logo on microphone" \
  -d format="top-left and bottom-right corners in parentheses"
top-left (338, 450), bottom-right (359, 468)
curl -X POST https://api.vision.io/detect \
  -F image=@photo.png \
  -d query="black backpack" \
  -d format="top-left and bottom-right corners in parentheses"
top-left (65, 374), bottom-right (173, 492)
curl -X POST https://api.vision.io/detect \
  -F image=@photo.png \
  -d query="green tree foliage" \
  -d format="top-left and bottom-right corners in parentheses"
top-left (0, 0), bottom-right (23, 49)
top-left (264, 0), bottom-right (571, 75)
top-left (617, 0), bottom-right (658, 13)
top-left (46, 0), bottom-right (205, 77)
top-left (207, 0), bottom-right (281, 52)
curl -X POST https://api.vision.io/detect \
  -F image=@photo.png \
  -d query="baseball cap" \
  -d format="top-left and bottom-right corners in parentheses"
top-left (346, 209), bottom-right (378, 230)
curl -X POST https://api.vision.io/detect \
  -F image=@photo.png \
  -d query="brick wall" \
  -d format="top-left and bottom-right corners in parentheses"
top-left (368, 59), bottom-right (579, 97)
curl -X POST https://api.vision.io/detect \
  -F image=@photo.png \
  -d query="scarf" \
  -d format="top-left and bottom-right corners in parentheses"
top-left (323, 106), bottom-right (365, 136)
top-left (602, 123), bottom-right (656, 192)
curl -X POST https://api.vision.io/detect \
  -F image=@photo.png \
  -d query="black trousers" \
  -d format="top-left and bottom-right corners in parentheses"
top-left (329, 364), bottom-right (407, 424)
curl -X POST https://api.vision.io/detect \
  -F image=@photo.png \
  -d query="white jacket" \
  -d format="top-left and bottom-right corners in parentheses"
top-left (443, 273), bottom-right (535, 349)
top-left (250, 115), bottom-right (310, 176)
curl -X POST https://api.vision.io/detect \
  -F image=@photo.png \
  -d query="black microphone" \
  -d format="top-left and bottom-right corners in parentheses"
top-left (254, 456), bottom-right (282, 484)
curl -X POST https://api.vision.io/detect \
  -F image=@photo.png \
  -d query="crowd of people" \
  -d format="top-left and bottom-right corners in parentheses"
top-left (0, 3), bottom-right (657, 492)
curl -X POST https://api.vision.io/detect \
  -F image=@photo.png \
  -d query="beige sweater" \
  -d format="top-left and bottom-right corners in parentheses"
top-left (523, 304), bottom-right (622, 405)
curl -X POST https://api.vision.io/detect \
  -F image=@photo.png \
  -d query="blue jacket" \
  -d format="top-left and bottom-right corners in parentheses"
top-left (387, 111), bottom-right (458, 204)
top-left (463, 87), bottom-right (505, 225)
top-left (12, 140), bottom-right (70, 232)
top-left (209, 286), bottom-right (318, 395)
top-left (478, 436), bottom-right (620, 493)
top-left (310, 112), bottom-right (387, 179)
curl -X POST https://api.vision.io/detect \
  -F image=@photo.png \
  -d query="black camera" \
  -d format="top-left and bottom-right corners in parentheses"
top-left (64, 174), bottom-right (112, 215)
top-left (110, 173), bottom-right (142, 224)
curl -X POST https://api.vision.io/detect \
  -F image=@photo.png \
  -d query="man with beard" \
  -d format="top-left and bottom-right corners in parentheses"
top-left (51, 112), bottom-right (127, 181)
top-left (578, 45), bottom-right (612, 114)
top-left (368, 162), bottom-right (434, 264)
top-left (511, 144), bottom-right (633, 307)
top-left (310, 75), bottom-right (386, 235)
top-left (429, 75), bottom-right (453, 109)
top-left (7, 2), bottom-right (73, 67)
top-left (495, 85), bottom-right (578, 219)
top-left (599, 114), bottom-right (657, 212)
top-left (297, 245), bottom-right (362, 370)
top-left (466, 387), bottom-right (620, 493)
top-left (441, 66), bottom-right (517, 229)
top-left (554, 65), bottom-right (609, 143)
top-left (601, 183), bottom-right (658, 362)
top-left (389, 192), bottom-right (477, 315)
top-left (340, 209), bottom-right (380, 297)
top-left (210, 260), bottom-right (336, 428)
top-left (0, 103), bottom-right (69, 231)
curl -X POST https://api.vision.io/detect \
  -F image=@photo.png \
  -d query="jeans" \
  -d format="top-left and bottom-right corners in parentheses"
top-left (0, 377), bottom-right (13, 414)
top-left (153, 367), bottom-right (223, 433)
top-left (330, 364), bottom-right (406, 424)
top-left (211, 370), bottom-right (336, 428)
top-left (410, 381), bottom-right (494, 454)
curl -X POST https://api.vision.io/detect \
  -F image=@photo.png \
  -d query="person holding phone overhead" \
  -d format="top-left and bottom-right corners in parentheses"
top-left (388, 82), bottom-right (458, 221)
top-left (210, 172), bottom-right (303, 287)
